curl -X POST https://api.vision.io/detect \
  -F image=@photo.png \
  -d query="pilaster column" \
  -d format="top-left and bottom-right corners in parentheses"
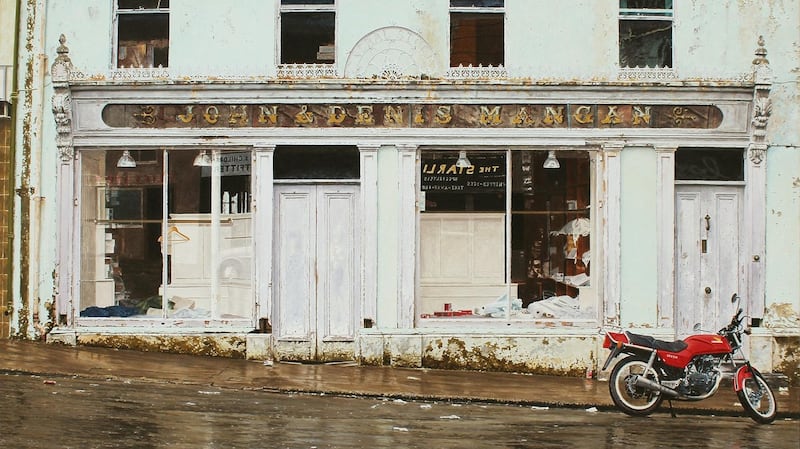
top-left (252, 145), bottom-right (275, 324)
top-left (746, 36), bottom-right (772, 317)
top-left (396, 144), bottom-right (418, 328)
top-left (600, 142), bottom-right (623, 326)
top-left (655, 146), bottom-right (677, 329)
top-left (51, 35), bottom-right (74, 323)
top-left (358, 144), bottom-right (379, 327)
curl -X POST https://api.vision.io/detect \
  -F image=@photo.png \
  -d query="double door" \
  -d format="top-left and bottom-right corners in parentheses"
top-left (272, 184), bottom-right (360, 362)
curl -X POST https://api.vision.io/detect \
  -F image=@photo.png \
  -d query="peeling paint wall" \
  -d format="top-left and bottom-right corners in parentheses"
top-left (360, 332), bottom-right (598, 377)
top-left (77, 334), bottom-right (247, 358)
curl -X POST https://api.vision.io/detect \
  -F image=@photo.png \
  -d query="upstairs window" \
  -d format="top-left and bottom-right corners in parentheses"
top-left (280, 0), bottom-right (336, 64)
top-left (116, 0), bottom-right (169, 68)
top-left (450, 0), bottom-right (504, 67)
top-left (619, 0), bottom-right (673, 68)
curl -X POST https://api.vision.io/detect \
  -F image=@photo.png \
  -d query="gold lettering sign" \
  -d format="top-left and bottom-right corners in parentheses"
top-left (103, 103), bottom-right (723, 129)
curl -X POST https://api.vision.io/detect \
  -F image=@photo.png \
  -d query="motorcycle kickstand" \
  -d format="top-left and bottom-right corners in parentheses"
top-left (668, 400), bottom-right (676, 418)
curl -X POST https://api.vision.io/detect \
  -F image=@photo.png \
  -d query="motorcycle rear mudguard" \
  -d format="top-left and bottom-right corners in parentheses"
top-left (732, 365), bottom-right (758, 392)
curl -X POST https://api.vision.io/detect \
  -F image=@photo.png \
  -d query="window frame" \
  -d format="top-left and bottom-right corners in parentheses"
top-left (279, 0), bottom-right (337, 66)
top-left (449, 0), bottom-right (505, 69)
top-left (113, 0), bottom-right (170, 69)
top-left (618, 0), bottom-right (674, 70)
top-left (417, 148), bottom-right (597, 328)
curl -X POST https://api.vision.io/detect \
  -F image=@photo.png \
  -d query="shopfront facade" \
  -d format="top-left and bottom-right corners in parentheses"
top-left (49, 71), bottom-right (774, 374)
top-left (10, 1), bottom-right (799, 380)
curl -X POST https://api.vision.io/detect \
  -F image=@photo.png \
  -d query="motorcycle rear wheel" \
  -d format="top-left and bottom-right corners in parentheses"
top-left (737, 369), bottom-right (777, 424)
top-left (609, 356), bottom-right (664, 416)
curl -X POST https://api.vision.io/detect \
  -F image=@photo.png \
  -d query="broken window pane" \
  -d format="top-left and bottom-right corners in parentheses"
top-left (619, 0), bottom-right (672, 68)
top-left (450, 12), bottom-right (504, 66)
top-left (116, 1), bottom-right (169, 68)
top-left (281, 12), bottom-right (336, 64)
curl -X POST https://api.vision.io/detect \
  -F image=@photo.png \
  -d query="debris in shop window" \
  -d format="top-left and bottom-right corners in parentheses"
top-left (585, 407), bottom-right (598, 413)
top-left (527, 295), bottom-right (593, 319)
top-left (531, 405), bottom-right (550, 411)
top-left (392, 427), bottom-right (410, 432)
top-left (473, 293), bottom-right (522, 317)
top-left (439, 415), bottom-right (461, 420)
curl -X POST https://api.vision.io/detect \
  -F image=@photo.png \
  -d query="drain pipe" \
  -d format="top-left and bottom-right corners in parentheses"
top-left (12, 0), bottom-right (46, 339)
top-left (7, 0), bottom-right (22, 337)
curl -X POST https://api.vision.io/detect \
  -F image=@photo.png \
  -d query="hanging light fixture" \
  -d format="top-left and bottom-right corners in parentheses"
top-left (455, 150), bottom-right (472, 168)
top-left (116, 150), bottom-right (137, 168)
top-left (543, 150), bottom-right (560, 169)
top-left (193, 150), bottom-right (213, 167)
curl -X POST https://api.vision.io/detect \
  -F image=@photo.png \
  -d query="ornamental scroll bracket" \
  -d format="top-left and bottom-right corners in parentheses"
top-left (748, 35), bottom-right (772, 166)
top-left (51, 34), bottom-right (74, 163)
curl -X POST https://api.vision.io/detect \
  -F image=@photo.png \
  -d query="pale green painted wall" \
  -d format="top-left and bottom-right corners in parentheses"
top-left (765, 147), bottom-right (800, 309)
top-left (620, 147), bottom-right (658, 327)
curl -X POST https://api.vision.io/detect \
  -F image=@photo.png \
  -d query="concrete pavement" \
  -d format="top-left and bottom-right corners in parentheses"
top-left (1, 340), bottom-right (797, 418)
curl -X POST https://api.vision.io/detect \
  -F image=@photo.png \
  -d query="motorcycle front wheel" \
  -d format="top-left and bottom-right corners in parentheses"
top-left (737, 369), bottom-right (778, 424)
top-left (609, 356), bottom-right (664, 416)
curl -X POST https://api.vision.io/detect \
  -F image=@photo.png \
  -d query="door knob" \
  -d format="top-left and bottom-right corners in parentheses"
top-left (705, 286), bottom-right (712, 294)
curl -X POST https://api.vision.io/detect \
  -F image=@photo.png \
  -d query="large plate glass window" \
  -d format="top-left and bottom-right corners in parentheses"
top-left (418, 149), bottom-right (594, 324)
top-left (450, 0), bottom-right (504, 67)
top-left (115, 0), bottom-right (169, 68)
top-left (619, 0), bottom-right (673, 68)
top-left (280, 0), bottom-right (336, 64)
top-left (78, 148), bottom-right (253, 323)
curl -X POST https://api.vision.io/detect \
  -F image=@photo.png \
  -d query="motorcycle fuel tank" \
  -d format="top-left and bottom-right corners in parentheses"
top-left (659, 334), bottom-right (732, 368)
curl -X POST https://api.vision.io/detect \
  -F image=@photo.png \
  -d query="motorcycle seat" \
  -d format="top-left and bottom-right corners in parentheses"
top-left (626, 332), bottom-right (688, 353)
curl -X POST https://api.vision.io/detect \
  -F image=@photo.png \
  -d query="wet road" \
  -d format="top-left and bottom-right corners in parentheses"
top-left (1, 372), bottom-right (798, 449)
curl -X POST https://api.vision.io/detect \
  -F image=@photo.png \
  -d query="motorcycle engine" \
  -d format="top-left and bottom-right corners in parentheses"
top-left (679, 355), bottom-right (721, 396)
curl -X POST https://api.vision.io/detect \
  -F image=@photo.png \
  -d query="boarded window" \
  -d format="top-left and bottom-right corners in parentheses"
top-left (450, 1), bottom-right (504, 67)
top-left (619, 0), bottom-right (673, 68)
top-left (280, 0), bottom-right (336, 64)
top-left (116, 0), bottom-right (169, 68)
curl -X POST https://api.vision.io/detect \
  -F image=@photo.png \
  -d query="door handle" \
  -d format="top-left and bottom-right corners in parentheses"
top-left (705, 214), bottom-right (711, 231)
top-left (705, 286), bottom-right (712, 295)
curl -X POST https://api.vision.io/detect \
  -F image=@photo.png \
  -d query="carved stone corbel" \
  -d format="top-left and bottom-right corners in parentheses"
top-left (51, 34), bottom-right (74, 163)
top-left (748, 36), bottom-right (772, 165)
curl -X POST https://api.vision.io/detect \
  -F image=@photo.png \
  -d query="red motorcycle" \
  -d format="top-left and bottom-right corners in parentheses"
top-left (601, 293), bottom-right (777, 424)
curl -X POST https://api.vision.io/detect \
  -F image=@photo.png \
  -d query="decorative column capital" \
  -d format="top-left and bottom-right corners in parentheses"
top-left (51, 34), bottom-right (74, 163)
top-left (749, 36), bottom-right (772, 166)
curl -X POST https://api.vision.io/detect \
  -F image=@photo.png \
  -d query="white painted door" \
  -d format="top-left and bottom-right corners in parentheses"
top-left (273, 184), bottom-right (360, 362)
top-left (675, 185), bottom-right (744, 337)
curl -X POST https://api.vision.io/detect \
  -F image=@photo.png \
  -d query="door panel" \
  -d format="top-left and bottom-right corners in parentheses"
top-left (274, 187), bottom-right (315, 341)
top-left (675, 186), bottom-right (743, 337)
top-left (273, 185), bottom-right (359, 362)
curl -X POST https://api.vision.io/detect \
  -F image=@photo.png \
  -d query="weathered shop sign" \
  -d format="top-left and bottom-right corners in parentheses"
top-left (421, 154), bottom-right (506, 193)
top-left (102, 103), bottom-right (723, 129)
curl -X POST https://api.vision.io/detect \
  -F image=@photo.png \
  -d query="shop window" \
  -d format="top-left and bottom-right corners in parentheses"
top-left (675, 148), bottom-right (744, 182)
top-left (419, 149), bottom-right (593, 323)
top-left (450, 0), bottom-right (504, 67)
top-left (78, 149), bottom-right (253, 323)
top-left (619, 0), bottom-right (673, 68)
top-left (116, 0), bottom-right (169, 68)
top-left (280, 0), bottom-right (336, 64)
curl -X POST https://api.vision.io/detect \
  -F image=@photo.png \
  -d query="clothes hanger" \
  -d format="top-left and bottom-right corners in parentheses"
top-left (157, 225), bottom-right (190, 242)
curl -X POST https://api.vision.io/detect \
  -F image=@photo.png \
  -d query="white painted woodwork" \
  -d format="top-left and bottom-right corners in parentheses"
top-left (273, 185), bottom-right (360, 360)
top-left (675, 186), bottom-right (744, 337)
top-left (420, 213), bottom-right (507, 314)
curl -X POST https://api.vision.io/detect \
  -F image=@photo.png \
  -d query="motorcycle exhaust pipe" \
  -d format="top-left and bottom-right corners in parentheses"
top-left (632, 375), bottom-right (680, 399)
